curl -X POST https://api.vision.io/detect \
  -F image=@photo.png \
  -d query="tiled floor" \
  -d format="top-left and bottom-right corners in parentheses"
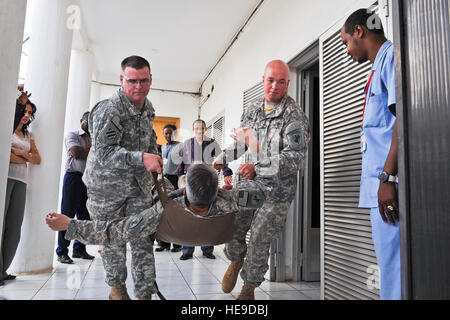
top-left (0, 244), bottom-right (320, 300)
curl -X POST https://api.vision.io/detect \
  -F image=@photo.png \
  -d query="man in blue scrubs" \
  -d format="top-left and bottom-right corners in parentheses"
top-left (341, 9), bottom-right (401, 300)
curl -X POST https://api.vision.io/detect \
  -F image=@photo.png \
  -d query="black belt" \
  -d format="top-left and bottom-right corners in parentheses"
top-left (67, 171), bottom-right (83, 176)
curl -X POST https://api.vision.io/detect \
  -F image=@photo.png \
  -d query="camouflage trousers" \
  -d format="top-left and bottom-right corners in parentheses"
top-left (86, 191), bottom-right (157, 298)
top-left (224, 200), bottom-right (291, 288)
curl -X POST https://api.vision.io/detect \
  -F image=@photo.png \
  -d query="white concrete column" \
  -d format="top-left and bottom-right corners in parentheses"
top-left (89, 72), bottom-right (102, 110)
top-left (64, 49), bottom-right (94, 133)
top-left (9, 0), bottom-right (74, 274)
top-left (56, 49), bottom-right (94, 218)
top-left (0, 0), bottom-right (27, 251)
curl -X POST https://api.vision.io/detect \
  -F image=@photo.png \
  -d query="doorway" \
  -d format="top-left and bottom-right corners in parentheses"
top-left (153, 116), bottom-right (180, 147)
top-left (299, 62), bottom-right (320, 281)
top-left (290, 42), bottom-right (321, 282)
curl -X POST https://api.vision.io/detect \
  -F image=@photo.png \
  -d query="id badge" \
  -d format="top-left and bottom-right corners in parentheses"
top-left (360, 130), bottom-right (367, 153)
top-left (163, 158), bottom-right (168, 166)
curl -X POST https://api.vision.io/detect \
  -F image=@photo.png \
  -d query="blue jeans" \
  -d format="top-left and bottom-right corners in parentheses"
top-left (56, 172), bottom-right (91, 256)
top-left (181, 246), bottom-right (214, 255)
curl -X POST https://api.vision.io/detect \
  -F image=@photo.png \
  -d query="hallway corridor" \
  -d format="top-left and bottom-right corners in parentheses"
top-left (0, 244), bottom-right (319, 300)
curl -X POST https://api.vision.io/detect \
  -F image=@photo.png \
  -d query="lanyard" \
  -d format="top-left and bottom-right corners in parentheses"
top-left (81, 136), bottom-right (91, 150)
top-left (362, 70), bottom-right (375, 122)
top-left (165, 143), bottom-right (173, 158)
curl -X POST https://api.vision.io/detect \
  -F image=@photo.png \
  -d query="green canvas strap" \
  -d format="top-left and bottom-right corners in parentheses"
top-left (151, 172), bottom-right (169, 208)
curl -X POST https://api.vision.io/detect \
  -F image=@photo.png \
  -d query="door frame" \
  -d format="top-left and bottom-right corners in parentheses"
top-left (288, 40), bottom-right (320, 281)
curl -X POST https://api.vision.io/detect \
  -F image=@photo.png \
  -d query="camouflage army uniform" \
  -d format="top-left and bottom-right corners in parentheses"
top-left (217, 94), bottom-right (310, 288)
top-left (64, 188), bottom-right (238, 246)
top-left (83, 88), bottom-right (159, 298)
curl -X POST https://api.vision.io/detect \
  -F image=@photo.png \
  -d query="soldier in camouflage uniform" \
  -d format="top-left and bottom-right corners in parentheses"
top-left (213, 60), bottom-right (310, 300)
top-left (47, 165), bottom-right (237, 243)
top-left (46, 165), bottom-right (265, 243)
top-left (46, 165), bottom-right (266, 300)
top-left (83, 56), bottom-right (163, 300)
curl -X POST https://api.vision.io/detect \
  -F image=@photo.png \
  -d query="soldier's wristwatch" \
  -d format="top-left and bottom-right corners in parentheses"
top-left (378, 171), bottom-right (398, 184)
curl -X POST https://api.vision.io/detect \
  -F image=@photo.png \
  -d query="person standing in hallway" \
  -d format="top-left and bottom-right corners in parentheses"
top-left (1, 101), bottom-right (41, 286)
top-left (155, 124), bottom-right (182, 253)
top-left (83, 55), bottom-right (163, 300)
top-left (56, 112), bottom-right (95, 264)
top-left (340, 9), bottom-right (401, 300)
top-left (213, 60), bottom-right (310, 300)
top-left (178, 119), bottom-right (233, 261)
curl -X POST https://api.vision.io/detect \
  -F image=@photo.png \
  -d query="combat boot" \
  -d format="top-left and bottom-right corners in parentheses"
top-left (222, 260), bottom-right (244, 293)
top-left (137, 296), bottom-right (152, 300)
top-left (109, 285), bottom-right (131, 300)
top-left (237, 282), bottom-right (255, 300)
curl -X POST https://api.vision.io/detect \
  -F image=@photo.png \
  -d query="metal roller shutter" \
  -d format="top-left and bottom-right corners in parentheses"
top-left (206, 117), bottom-right (224, 149)
top-left (206, 125), bottom-right (212, 139)
top-left (321, 4), bottom-right (381, 300)
top-left (213, 117), bottom-right (224, 186)
top-left (206, 116), bottom-right (225, 187)
top-left (243, 82), bottom-right (264, 110)
top-left (213, 118), bottom-right (224, 148)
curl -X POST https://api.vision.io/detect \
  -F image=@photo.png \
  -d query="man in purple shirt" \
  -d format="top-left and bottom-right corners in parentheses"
top-left (177, 119), bottom-right (233, 260)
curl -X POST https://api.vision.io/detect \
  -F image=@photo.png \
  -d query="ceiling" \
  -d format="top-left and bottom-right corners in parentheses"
top-left (76, 0), bottom-right (262, 92)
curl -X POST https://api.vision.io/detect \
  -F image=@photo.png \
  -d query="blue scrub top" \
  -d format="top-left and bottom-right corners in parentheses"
top-left (359, 40), bottom-right (397, 208)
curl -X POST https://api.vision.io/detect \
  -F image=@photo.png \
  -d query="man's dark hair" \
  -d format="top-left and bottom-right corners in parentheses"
top-left (163, 124), bottom-right (177, 131)
top-left (344, 8), bottom-right (385, 36)
top-left (81, 111), bottom-right (90, 121)
top-left (185, 164), bottom-right (218, 208)
top-left (121, 55), bottom-right (151, 73)
top-left (13, 101), bottom-right (37, 136)
top-left (193, 119), bottom-right (206, 127)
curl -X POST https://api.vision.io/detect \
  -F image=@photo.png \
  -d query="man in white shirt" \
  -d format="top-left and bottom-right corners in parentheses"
top-left (56, 112), bottom-right (95, 264)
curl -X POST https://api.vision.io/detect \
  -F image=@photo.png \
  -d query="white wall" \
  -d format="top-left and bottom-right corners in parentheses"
top-left (200, 0), bottom-right (373, 126)
top-left (198, 0), bottom-right (378, 279)
top-left (199, 0), bottom-right (368, 175)
top-left (199, 0), bottom-right (372, 174)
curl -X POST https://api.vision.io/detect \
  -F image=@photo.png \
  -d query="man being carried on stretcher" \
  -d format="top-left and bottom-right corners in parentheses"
top-left (45, 164), bottom-right (265, 246)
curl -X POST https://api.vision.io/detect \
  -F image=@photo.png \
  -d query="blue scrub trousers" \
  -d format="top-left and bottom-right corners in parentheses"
top-left (370, 207), bottom-right (402, 300)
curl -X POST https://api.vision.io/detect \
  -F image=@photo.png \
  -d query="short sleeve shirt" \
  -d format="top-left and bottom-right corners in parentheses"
top-left (359, 40), bottom-right (397, 208)
top-left (8, 132), bottom-right (33, 184)
top-left (162, 141), bottom-right (181, 175)
top-left (65, 129), bottom-right (91, 173)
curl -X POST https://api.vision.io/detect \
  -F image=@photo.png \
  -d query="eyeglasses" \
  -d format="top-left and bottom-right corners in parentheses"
top-left (123, 77), bottom-right (151, 86)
